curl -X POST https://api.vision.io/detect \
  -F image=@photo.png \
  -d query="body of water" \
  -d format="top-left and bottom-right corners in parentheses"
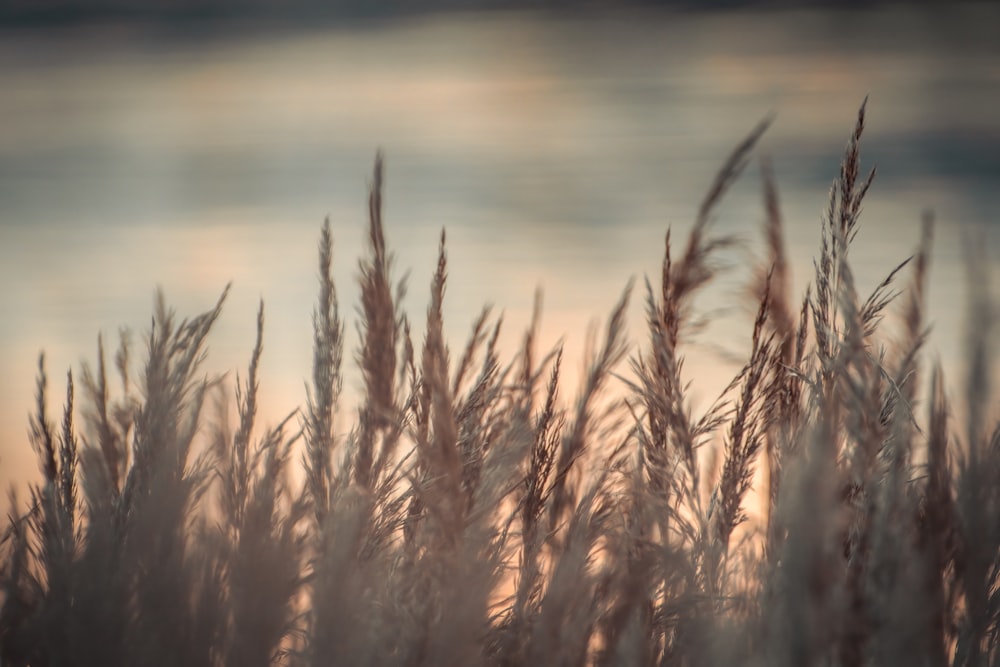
top-left (2, 6), bottom-right (998, 494)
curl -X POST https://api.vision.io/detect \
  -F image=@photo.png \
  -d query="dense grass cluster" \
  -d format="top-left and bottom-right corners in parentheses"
top-left (2, 102), bottom-right (998, 666)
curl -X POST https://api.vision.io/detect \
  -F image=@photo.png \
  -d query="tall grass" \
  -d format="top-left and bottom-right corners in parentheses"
top-left (2, 102), bottom-right (998, 666)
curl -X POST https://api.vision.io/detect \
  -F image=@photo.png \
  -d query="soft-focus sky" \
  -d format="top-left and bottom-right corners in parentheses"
top-left (1, 4), bottom-right (998, 498)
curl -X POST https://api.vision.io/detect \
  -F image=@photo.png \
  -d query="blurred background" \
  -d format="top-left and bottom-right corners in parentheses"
top-left (2, 1), bottom-right (998, 496)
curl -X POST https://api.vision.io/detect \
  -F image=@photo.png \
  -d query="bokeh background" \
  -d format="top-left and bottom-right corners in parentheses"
top-left (2, 0), bottom-right (998, 497)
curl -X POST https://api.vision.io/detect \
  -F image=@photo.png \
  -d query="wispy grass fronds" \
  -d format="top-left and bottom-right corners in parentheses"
top-left (303, 219), bottom-right (344, 531)
top-left (3, 101), bottom-right (998, 667)
top-left (213, 300), bottom-right (305, 667)
top-left (548, 282), bottom-right (632, 535)
top-left (356, 152), bottom-right (408, 491)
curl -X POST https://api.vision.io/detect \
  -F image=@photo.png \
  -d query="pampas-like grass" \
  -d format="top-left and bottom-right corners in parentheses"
top-left (2, 102), bottom-right (998, 666)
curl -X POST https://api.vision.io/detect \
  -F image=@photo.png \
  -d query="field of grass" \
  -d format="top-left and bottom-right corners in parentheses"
top-left (2, 101), bottom-right (998, 666)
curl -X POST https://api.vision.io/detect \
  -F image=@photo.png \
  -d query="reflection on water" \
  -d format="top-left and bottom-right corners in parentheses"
top-left (2, 7), bottom-right (998, 493)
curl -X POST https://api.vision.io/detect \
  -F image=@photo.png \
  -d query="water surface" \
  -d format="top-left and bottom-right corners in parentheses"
top-left (2, 7), bottom-right (998, 493)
